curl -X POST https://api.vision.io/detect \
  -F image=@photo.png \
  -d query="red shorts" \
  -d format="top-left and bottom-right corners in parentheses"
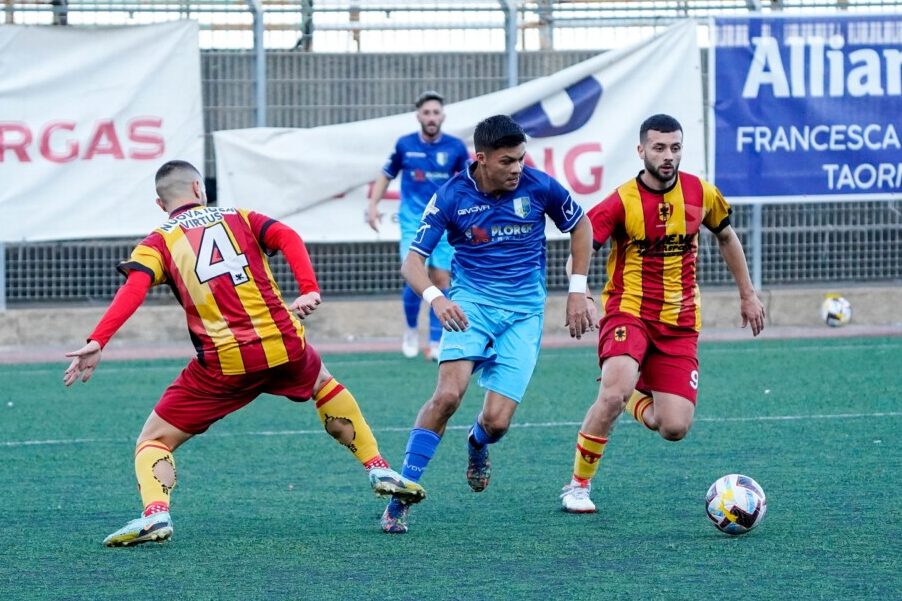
top-left (155, 345), bottom-right (323, 434)
top-left (597, 312), bottom-right (700, 403)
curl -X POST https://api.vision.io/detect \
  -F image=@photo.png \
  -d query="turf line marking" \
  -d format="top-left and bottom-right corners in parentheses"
top-left (3, 411), bottom-right (900, 448)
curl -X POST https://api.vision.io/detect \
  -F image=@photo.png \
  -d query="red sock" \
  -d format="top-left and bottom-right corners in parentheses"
top-left (143, 501), bottom-right (170, 517)
top-left (363, 455), bottom-right (390, 470)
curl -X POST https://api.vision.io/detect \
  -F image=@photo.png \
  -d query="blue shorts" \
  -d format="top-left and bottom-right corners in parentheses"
top-left (400, 228), bottom-right (453, 271)
top-left (438, 300), bottom-right (543, 403)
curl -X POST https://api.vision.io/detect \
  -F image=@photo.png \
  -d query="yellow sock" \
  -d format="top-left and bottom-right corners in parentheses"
top-left (572, 431), bottom-right (607, 484)
top-left (624, 390), bottom-right (655, 430)
top-left (314, 377), bottom-right (381, 466)
top-left (135, 440), bottom-right (176, 515)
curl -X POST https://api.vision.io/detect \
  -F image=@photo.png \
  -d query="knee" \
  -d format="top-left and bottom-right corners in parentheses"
top-left (597, 390), bottom-right (630, 419)
top-left (430, 388), bottom-right (464, 420)
top-left (658, 423), bottom-right (690, 442)
top-left (479, 412), bottom-right (510, 439)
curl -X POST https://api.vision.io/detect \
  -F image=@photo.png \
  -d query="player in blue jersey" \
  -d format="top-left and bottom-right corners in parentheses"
top-left (380, 114), bottom-right (595, 533)
top-left (367, 90), bottom-right (470, 361)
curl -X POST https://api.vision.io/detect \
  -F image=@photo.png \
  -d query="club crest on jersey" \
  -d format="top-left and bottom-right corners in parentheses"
top-left (512, 196), bottom-right (531, 218)
top-left (657, 202), bottom-right (673, 223)
top-left (614, 326), bottom-right (627, 342)
top-left (435, 151), bottom-right (448, 166)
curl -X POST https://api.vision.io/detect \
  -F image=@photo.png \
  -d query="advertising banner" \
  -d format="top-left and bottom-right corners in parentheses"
top-left (0, 21), bottom-right (204, 240)
top-left (710, 14), bottom-right (902, 202)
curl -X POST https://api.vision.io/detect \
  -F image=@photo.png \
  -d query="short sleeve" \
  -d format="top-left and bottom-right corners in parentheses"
top-left (382, 140), bottom-right (404, 180)
top-left (586, 193), bottom-right (625, 247)
top-left (409, 191), bottom-right (451, 257)
top-left (701, 181), bottom-right (732, 233)
top-left (543, 177), bottom-right (584, 233)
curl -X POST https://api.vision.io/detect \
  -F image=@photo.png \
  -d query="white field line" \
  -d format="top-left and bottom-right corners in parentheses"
top-left (2, 411), bottom-right (900, 448)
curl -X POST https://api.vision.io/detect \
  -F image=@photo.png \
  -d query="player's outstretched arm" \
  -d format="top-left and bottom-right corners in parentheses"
top-left (564, 216), bottom-right (595, 339)
top-left (62, 270), bottom-right (152, 386)
top-left (63, 340), bottom-right (103, 386)
top-left (715, 225), bottom-right (765, 336)
top-left (366, 174), bottom-right (392, 232)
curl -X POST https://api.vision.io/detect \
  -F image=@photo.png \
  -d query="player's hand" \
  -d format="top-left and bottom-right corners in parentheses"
top-left (63, 340), bottom-right (103, 386)
top-left (585, 295), bottom-right (600, 326)
top-left (565, 292), bottom-right (594, 339)
top-left (431, 297), bottom-right (468, 331)
top-left (740, 294), bottom-right (766, 337)
top-left (290, 291), bottom-right (322, 319)
top-left (366, 202), bottom-right (381, 232)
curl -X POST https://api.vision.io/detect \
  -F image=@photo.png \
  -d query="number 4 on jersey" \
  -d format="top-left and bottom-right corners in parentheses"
top-left (195, 223), bottom-right (250, 285)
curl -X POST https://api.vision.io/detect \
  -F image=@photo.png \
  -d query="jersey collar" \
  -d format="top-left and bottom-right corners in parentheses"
top-left (636, 170), bottom-right (679, 195)
top-left (169, 202), bottom-right (204, 217)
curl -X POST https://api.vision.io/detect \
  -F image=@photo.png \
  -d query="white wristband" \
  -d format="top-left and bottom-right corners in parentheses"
top-left (568, 274), bottom-right (588, 294)
top-left (422, 285), bottom-right (445, 304)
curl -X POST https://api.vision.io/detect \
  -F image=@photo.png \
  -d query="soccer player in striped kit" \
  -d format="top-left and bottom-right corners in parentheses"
top-left (63, 160), bottom-right (425, 546)
top-left (559, 114), bottom-right (766, 513)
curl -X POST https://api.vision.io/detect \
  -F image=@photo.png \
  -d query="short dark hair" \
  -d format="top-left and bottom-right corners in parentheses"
top-left (415, 90), bottom-right (444, 108)
top-left (155, 160), bottom-right (201, 201)
top-left (155, 160), bottom-right (200, 185)
top-left (640, 114), bottom-right (682, 143)
top-left (473, 115), bottom-right (526, 153)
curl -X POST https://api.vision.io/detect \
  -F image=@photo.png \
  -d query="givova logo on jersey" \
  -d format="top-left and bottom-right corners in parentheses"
top-left (513, 196), bottom-right (531, 218)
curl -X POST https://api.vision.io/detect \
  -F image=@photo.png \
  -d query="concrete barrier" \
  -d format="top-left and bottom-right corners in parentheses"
top-left (2, 285), bottom-right (900, 352)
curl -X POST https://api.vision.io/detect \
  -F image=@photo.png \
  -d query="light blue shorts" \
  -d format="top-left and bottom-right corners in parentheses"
top-left (400, 228), bottom-right (453, 271)
top-left (438, 300), bottom-right (544, 403)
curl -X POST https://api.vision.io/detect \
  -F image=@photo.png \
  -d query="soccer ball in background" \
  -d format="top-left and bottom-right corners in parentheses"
top-left (705, 474), bottom-right (767, 535)
top-left (821, 294), bottom-right (852, 327)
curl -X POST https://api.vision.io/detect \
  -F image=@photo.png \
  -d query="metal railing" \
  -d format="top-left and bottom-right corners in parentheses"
top-left (3, 1), bottom-right (901, 307)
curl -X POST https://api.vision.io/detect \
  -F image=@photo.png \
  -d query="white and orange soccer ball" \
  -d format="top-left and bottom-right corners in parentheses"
top-left (705, 473), bottom-right (767, 535)
top-left (820, 294), bottom-right (852, 327)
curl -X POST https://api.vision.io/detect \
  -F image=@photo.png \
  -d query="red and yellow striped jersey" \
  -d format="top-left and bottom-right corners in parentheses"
top-left (119, 204), bottom-right (307, 375)
top-left (587, 171), bottom-right (732, 332)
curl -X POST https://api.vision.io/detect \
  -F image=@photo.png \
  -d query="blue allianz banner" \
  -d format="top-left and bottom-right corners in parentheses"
top-left (710, 14), bottom-right (902, 202)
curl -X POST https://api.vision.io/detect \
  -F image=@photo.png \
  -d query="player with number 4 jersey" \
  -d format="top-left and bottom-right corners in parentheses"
top-left (63, 160), bottom-right (425, 547)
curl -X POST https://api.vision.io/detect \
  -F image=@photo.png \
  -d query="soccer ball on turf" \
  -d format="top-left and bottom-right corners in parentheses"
top-left (820, 294), bottom-right (852, 327)
top-left (705, 473), bottom-right (767, 535)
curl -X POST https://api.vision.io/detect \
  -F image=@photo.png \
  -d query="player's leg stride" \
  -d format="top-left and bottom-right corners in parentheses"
top-left (380, 497), bottom-right (412, 534)
top-left (368, 467), bottom-right (426, 504)
top-left (560, 431), bottom-right (607, 513)
top-left (103, 511), bottom-right (173, 547)
top-left (466, 439), bottom-right (492, 492)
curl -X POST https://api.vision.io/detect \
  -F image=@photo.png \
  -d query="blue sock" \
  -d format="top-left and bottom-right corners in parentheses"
top-left (401, 428), bottom-right (441, 483)
top-left (468, 417), bottom-right (502, 449)
top-left (427, 288), bottom-right (449, 344)
top-left (402, 285), bottom-right (421, 329)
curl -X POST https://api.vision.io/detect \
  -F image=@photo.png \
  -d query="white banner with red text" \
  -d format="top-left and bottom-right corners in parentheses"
top-left (214, 20), bottom-right (703, 242)
top-left (0, 21), bottom-right (204, 241)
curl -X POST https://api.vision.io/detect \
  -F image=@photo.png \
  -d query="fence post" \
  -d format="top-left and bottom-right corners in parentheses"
top-left (0, 241), bottom-right (6, 312)
top-left (501, 0), bottom-right (519, 87)
top-left (751, 202), bottom-right (763, 290)
top-left (247, 0), bottom-right (267, 127)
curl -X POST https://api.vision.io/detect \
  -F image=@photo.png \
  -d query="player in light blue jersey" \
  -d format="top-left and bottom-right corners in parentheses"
top-left (367, 91), bottom-right (470, 360)
top-left (380, 114), bottom-right (595, 533)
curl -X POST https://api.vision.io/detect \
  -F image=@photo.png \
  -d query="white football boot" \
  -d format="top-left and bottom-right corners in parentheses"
top-left (401, 328), bottom-right (419, 358)
top-left (103, 511), bottom-right (173, 547)
top-left (560, 483), bottom-right (597, 513)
